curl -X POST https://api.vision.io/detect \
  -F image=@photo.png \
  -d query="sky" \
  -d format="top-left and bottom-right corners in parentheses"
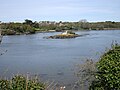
top-left (0, 0), bottom-right (120, 22)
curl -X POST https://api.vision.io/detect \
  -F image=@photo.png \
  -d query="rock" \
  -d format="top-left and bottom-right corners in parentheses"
top-left (57, 72), bottom-right (64, 75)
top-left (44, 34), bottom-right (80, 39)
top-left (43, 31), bottom-right (89, 39)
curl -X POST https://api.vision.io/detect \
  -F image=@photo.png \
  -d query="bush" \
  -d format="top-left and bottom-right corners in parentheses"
top-left (2, 30), bottom-right (16, 35)
top-left (90, 44), bottom-right (120, 90)
top-left (0, 75), bottom-right (45, 90)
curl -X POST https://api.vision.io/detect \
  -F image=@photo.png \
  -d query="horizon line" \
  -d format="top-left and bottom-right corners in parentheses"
top-left (1, 19), bottom-right (120, 23)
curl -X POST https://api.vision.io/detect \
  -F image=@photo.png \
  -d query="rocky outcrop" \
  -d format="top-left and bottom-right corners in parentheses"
top-left (44, 31), bottom-right (89, 39)
top-left (45, 34), bottom-right (80, 39)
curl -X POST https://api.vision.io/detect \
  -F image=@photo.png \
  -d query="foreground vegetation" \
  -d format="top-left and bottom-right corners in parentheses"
top-left (89, 44), bottom-right (120, 90)
top-left (76, 43), bottom-right (120, 90)
top-left (0, 75), bottom-right (45, 90)
top-left (0, 19), bottom-right (120, 35)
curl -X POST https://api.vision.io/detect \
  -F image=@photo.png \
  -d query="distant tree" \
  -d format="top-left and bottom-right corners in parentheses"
top-left (33, 21), bottom-right (39, 28)
top-left (79, 19), bottom-right (90, 29)
top-left (24, 19), bottom-right (33, 25)
top-left (79, 19), bottom-right (87, 23)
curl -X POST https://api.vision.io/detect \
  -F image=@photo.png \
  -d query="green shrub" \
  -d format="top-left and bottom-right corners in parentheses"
top-left (90, 44), bottom-right (120, 90)
top-left (0, 75), bottom-right (45, 90)
top-left (0, 79), bottom-right (10, 90)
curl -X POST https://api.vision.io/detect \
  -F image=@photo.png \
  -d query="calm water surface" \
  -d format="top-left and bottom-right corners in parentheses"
top-left (0, 30), bottom-right (120, 88)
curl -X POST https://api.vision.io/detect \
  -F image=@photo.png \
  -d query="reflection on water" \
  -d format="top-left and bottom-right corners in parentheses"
top-left (0, 30), bottom-right (120, 89)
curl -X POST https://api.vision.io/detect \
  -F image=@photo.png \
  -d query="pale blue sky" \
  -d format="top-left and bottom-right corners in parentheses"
top-left (0, 0), bottom-right (120, 22)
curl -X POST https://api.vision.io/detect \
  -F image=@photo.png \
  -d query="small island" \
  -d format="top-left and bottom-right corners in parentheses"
top-left (44, 30), bottom-right (81, 39)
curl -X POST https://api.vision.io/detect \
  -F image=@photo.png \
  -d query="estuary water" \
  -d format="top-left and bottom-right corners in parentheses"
top-left (0, 30), bottom-right (120, 89)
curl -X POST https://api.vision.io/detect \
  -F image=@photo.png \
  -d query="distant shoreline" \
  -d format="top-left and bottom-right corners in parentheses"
top-left (1, 29), bottom-right (120, 36)
top-left (1, 20), bottom-right (120, 35)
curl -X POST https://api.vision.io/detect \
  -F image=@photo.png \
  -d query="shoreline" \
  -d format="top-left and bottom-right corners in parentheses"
top-left (1, 29), bottom-right (120, 36)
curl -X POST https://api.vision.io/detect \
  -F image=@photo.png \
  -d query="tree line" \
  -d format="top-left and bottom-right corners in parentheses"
top-left (0, 19), bottom-right (120, 35)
